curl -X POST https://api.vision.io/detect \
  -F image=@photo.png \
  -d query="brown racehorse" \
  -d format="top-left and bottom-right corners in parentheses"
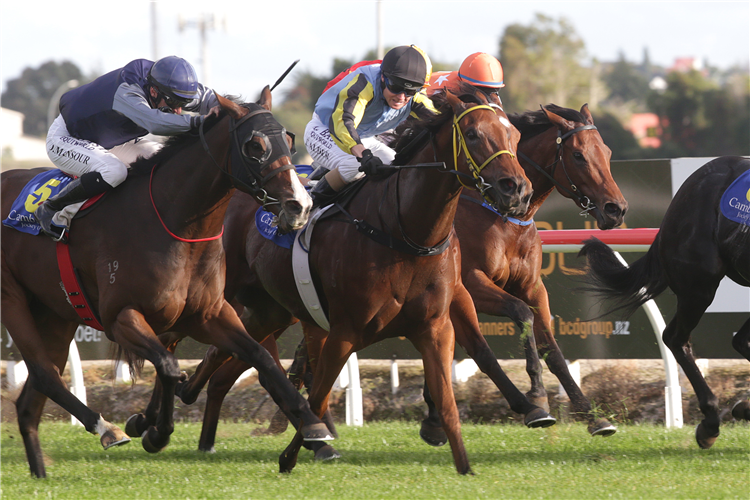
top-left (416, 104), bottom-right (628, 444)
top-left (0, 89), bottom-right (336, 479)
top-left (166, 83), bottom-right (552, 474)
top-left (581, 156), bottom-right (750, 449)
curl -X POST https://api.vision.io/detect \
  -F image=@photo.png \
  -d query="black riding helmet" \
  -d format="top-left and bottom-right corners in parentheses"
top-left (380, 45), bottom-right (432, 91)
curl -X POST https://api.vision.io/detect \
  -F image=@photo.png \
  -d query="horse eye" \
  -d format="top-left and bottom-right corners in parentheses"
top-left (573, 152), bottom-right (584, 161)
top-left (243, 140), bottom-right (264, 160)
top-left (465, 130), bottom-right (479, 141)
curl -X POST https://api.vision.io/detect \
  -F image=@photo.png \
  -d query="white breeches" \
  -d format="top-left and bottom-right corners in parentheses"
top-left (303, 113), bottom-right (396, 183)
top-left (46, 114), bottom-right (162, 188)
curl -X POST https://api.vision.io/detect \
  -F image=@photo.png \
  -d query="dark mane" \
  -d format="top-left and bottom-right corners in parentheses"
top-left (129, 95), bottom-right (250, 176)
top-left (508, 104), bottom-right (587, 140)
top-left (392, 81), bottom-right (489, 164)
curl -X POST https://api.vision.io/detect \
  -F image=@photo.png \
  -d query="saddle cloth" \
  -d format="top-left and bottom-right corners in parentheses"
top-left (720, 169), bottom-right (750, 226)
top-left (2, 169), bottom-right (75, 235)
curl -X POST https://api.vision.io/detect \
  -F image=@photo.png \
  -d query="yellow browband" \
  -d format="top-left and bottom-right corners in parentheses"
top-left (452, 105), bottom-right (515, 193)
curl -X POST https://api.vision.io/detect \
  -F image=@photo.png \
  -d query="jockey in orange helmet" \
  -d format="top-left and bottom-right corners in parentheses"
top-left (428, 52), bottom-right (505, 100)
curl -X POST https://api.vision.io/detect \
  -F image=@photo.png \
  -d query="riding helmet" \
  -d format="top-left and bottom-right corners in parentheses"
top-left (381, 45), bottom-right (432, 90)
top-left (147, 56), bottom-right (199, 100)
top-left (458, 53), bottom-right (505, 88)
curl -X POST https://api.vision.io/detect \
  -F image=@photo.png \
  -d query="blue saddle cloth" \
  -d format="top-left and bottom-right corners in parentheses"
top-left (720, 169), bottom-right (750, 226)
top-left (255, 165), bottom-right (314, 249)
top-left (2, 169), bottom-right (73, 235)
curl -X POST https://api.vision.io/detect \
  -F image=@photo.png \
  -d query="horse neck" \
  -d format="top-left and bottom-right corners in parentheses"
top-left (386, 141), bottom-right (461, 247)
top-left (518, 127), bottom-right (559, 218)
top-left (152, 119), bottom-right (235, 238)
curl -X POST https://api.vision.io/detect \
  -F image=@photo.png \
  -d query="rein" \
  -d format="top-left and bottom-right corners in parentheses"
top-left (517, 123), bottom-right (598, 215)
top-left (149, 164), bottom-right (225, 243)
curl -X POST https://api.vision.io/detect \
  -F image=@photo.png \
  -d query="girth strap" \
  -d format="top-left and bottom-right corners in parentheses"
top-left (56, 242), bottom-right (104, 331)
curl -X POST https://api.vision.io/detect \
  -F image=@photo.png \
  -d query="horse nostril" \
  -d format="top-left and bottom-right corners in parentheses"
top-left (500, 178), bottom-right (517, 194)
top-left (604, 202), bottom-right (622, 217)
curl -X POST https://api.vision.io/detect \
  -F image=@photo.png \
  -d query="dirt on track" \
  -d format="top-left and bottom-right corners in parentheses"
top-left (2, 359), bottom-right (749, 429)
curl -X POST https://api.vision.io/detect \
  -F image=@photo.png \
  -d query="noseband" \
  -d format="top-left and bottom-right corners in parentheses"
top-left (517, 119), bottom-right (598, 215)
top-left (451, 104), bottom-right (516, 207)
top-left (199, 108), bottom-right (295, 210)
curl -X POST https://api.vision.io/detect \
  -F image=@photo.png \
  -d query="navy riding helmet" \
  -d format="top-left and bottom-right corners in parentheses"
top-left (147, 56), bottom-right (199, 106)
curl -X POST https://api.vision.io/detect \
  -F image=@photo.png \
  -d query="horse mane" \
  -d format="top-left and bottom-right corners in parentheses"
top-left (508, 104), bottom-right (587, 140)
top-left (391, 81), bottom-right (488, 164)
top-left (129, 95), bottom-right (250, 176)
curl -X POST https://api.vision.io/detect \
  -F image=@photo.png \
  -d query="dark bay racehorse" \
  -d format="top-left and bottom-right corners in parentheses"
top-left (167, 84), bottom-right (551, 474)
top-left (416, 104), bottom-right (628, 444)
top-left (0, 89), bottom-right (335, 478)
top-left (580, 156), bottom-right (750, 448)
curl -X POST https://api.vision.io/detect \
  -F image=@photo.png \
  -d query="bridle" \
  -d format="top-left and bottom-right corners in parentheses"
top-left (450, 104), bottom-right (517, 208)
top-left (517, 120), bottom-right (598, 216)
top-left (199, 107), bottom-right (295, 210)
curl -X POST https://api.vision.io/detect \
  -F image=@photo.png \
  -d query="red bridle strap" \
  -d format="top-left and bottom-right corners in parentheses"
top-left (149, 165), bottom-right (224, 243)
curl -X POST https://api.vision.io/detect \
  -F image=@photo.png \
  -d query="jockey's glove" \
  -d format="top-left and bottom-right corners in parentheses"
top-left (357, 149), bottom-right (387, 176)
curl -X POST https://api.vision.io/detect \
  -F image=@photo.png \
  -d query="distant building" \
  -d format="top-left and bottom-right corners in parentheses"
top-left (626, 113), bottom-right (662, 148)
top-left (1, 107), bottom-right (50, 169)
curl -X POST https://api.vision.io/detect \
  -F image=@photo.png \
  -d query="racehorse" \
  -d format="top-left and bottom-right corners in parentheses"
top-left (0, 88), bottom-right (336, 478)
top-left (579, 156), bottom-right (750, 448)
top-left (164, 83), bottom-right (550, 474)
top-left (416, 103), bottom-right (627, 444)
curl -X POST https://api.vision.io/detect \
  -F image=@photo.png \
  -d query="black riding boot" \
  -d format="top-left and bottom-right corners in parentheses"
top-left (35, 171), bottom-right (111, 242)
top-left (310, 177), bottom-right (338, 208)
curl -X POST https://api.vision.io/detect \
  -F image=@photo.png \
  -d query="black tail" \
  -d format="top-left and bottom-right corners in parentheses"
top-left (578, 236), bottom-right (669, 318)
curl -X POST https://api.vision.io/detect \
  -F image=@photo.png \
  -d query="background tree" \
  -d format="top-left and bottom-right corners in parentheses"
top-left (603, 51), bottom-right (650, 105)
top-left (499, 14), bottom-right (594, 113)
top-left (1, 60), bottom-right (85, 137)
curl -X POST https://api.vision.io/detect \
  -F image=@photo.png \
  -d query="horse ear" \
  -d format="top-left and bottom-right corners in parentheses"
top-left (257, 85), bottom-right (273, 111)
top-left (541, 105), bottom-right (576, 132)
top-left (216, 94), bottom-right (242, 119)
top-left (580, 103), bottom-right (594, 125)
top-left (445, 89), bottom-right (462, 112)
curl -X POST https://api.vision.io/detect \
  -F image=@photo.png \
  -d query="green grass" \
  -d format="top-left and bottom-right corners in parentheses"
top-left (1, 421), bottom-right (748, 499)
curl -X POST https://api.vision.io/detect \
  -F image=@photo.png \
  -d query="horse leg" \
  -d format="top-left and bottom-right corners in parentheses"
top-left (198, 357), bottom-right (249, 452)
top-left (731, 316), bottom-right (750, 421)
top-left (190, 301), bottom-right (333, 444)
top-left (1, 287), bottom-right (128, 477)
top-left (126, 332), bottom-right (184, 438)
top-left (664, 293), bottom-right (722, 449)
top-left (524, 281), bottom-right (617, 436)
top-left (451, 283), bottom-right (555, 426)
top-left (176, 345), bottom-right (233, 405)
top-left (411, 318), bottom-right (472, 475)
top-left (279, 325), bottom-right (346, 472)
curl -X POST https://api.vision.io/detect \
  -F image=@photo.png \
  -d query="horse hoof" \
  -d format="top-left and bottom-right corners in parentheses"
top-left (419, 420), bottom-right (448, 447)
top-left (199, 446), bottom-right (216, 454)
top-left (301, 422), bottom-right (334, 442)
top-left (731, 400), bottom-right (750, 421)
top-left (141, 427), bottom-right (170, 453)
top-left (314, 444), bottom-right (341, 461)
top-left (589, 419), bottom-right (617, 437)
top-left (125, 413), bottom-right (148, 438)
top-left (524, 407), bottom-right (556, 428)
top-left (101, 426), bottom-right (131, 449)
top-left (695, 423), bottom-right (719, 450)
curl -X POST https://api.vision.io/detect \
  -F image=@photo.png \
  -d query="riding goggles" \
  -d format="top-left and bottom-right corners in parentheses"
top-left (162, 93), bottom-right (192, 110)
top-left (384, 76), bottom-right (423, 97)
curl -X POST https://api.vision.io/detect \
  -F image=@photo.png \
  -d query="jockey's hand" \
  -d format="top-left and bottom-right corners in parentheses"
top-left (206, 105), bottom-right (221, 118)
top-left (357, 149), bottom-right (386, 176)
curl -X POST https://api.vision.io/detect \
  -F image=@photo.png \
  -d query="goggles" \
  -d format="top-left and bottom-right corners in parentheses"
top-left (384, 76), bottom-right (422, 97)
top-left (162, 92), bottom-right (192, 110)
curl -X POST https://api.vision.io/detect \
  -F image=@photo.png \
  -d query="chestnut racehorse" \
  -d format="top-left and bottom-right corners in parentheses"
top-left (167, 83), bottom-right (552, 474)
top-left (0, 89), bottom-right (334, 479)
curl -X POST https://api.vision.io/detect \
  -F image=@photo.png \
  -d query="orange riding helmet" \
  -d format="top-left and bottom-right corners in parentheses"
top-left (458, 52), bottom-right (505, 88)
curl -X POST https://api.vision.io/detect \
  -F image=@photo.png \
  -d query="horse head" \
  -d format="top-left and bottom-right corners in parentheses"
top-left (218, 88), bottom-right (311, 232)
top-left (540, 104), bottom-right (627, 229)
top-left (442, 86), bottom-right (531, 217)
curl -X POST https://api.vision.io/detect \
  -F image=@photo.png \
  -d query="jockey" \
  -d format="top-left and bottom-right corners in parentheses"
top-left (304, 45), bottom-right (439, 207)
top-left (37, 56), bottom-right (221, 241)
top-left (428, 52), bottom-right (505, 101)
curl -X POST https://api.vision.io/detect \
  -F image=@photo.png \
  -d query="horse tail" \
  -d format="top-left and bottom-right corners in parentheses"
top-left (579, 236), bottom-right (668, 318)
top-left (113, 345), bottom-right (146, 384)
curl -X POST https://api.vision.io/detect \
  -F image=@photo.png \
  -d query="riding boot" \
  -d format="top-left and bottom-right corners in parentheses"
top-left (34, 171), bottom-right (112, 242)
top-left (310, 177), bottom-right (338, 208)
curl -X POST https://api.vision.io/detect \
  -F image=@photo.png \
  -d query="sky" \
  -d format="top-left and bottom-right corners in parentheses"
top-left (1, 1), bottom-right (749, 101)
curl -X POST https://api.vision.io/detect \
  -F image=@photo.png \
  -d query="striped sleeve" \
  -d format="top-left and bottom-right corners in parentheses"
top-left (409, 92), bottom-right (440, 120)
top-left (328, 74), bottom-right (374, 153)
